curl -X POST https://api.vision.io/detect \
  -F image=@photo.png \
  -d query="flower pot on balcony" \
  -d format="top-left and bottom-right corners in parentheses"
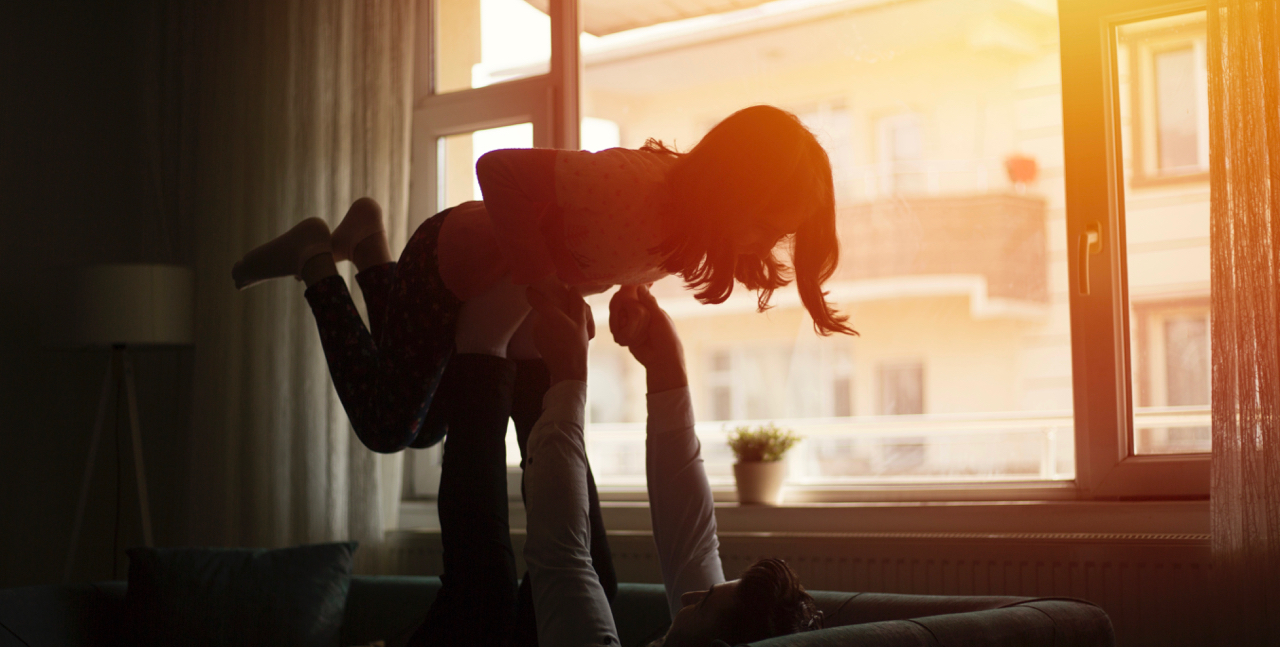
top-left (733, 460), bottom-right (787, 505)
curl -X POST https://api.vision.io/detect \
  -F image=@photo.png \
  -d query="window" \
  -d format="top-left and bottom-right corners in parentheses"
top-left (1061, 2), bottom-right (1211, 497)
top-left (1119, 13), bottom-right (1210, 184)
top-left (796, 103), bottom-right (855, 203)
top-left (1131, 300), bottom-right (1211, 455)
top-left (877, 113), bottom-right (925, 196)
top-left (878, 362), bottom-right (923, 416)
top-left (434, 0), bottom-right (550, 93)
top-left (403, 0), bottom-right (1212, 504)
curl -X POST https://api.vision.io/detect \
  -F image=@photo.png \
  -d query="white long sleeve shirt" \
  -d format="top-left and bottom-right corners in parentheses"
top-left (523, 381), bottom-right (725, 647)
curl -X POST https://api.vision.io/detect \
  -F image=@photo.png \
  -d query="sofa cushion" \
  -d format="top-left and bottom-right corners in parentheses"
top-left (340, 575), bottom-right (440, 647)
top-left (124, 542), bottom-right (357, 647)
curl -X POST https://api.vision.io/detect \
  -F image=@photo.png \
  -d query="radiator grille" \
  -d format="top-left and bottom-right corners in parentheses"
top-left (382, 530), bottom-right (1212, 646)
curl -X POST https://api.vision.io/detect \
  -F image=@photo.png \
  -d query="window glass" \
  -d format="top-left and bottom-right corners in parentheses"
top-left (577, 0), bottom-right (1076, 488)
top-left (1154, 47), bottom-right (1198, 171)
top-left (1117, 12), bottom-right (1211, 455)
top-left (438, 122), bottom-right (533, 210)
top-left (434, 0), bottom-right (550, 94)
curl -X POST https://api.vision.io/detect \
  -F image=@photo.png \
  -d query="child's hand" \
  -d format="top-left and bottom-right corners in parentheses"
top-left (612, 285), bottom-right (686, 393)
top-left (527, 280), bottom-right (591, 385)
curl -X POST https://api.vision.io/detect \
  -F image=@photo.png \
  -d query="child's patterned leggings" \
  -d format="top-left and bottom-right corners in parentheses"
top-left (304, 209), bottom-right (460, 453)
top-left (304, 207), bottom-right (619, 621)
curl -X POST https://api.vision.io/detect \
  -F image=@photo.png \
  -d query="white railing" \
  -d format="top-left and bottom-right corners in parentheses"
top-left (575, 406), bottom-right (1211, 488)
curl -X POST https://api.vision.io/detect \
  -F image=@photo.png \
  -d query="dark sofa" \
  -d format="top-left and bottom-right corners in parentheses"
top-left (0, 576), bottom-right (1113, 646)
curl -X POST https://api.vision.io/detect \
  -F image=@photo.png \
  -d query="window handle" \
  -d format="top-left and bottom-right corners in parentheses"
top-left (1078, 222), bottom-right (1103, 296)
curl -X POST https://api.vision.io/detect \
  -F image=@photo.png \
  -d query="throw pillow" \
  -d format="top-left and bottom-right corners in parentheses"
top-left (125, 542), bottom-right (358, 647)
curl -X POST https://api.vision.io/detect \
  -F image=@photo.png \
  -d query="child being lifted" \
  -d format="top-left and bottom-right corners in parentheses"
top-left (231, 104), bottom-right (856, 455)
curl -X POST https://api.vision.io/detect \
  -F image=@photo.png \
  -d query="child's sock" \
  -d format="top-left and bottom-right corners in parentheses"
top-left (232, 217), bottom-right (332, 290)
top-left (331, 197), bottom-right (387, 265)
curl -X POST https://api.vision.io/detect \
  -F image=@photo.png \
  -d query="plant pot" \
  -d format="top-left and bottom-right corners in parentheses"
top-left (733, 460), bottom-right (787, 505)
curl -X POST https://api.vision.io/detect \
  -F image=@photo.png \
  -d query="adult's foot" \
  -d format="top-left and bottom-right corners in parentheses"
top-left (231, 217), bottom-right (333, 290)
top-left (331, 197), bottom-right (391, 269)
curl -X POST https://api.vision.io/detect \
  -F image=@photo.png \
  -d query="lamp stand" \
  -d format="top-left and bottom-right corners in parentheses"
top-left (64, 344), bottom-right (153, 583)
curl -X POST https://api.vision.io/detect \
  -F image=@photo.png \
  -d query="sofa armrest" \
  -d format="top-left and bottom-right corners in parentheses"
top-left (0, 582), bottom-right (126, 647)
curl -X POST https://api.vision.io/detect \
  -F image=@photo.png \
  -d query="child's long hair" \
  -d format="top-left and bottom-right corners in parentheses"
top-left (646, 105), bottom-right (855, 336)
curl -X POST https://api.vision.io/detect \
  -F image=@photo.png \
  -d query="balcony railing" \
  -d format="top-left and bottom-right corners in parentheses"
top-left (833, 188), bottom-right (1050, 304)
top-left (563, 406), bottom-right (1211, 489)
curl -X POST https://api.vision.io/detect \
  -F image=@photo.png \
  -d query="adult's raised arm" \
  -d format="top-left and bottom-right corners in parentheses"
top-left (612, 285), bottom-right (726, 619)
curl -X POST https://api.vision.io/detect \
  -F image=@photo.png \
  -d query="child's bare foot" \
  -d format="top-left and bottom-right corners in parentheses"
top-left (331, 197), bottom-right (391, 268)
top-left (231, 217), bottom-right (333, 290)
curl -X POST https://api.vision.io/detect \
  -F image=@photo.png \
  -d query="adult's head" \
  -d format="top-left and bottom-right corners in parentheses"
top-left (655, 558), bottom-right (822, 647)
top-left (648, 105), bottom-right (854, 337)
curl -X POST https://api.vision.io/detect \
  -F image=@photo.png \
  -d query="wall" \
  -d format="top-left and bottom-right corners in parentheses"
top-left (0, 1), bottom-right (195, 587)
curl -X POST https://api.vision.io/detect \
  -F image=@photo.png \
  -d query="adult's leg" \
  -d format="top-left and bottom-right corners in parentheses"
top-left (407, 353), bottom-right (520, 647)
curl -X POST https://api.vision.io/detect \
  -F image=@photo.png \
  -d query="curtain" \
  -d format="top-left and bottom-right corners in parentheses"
top-left (1209, 0), bottom-right (1280, 642)
top-left (180, 0), bottom-right (417, 569)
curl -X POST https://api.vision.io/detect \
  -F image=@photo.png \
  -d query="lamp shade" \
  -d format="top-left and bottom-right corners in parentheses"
top-left (42, 264), bottom-right (194, 348)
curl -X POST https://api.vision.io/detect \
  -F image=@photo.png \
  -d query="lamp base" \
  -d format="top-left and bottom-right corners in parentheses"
top-left (64, 345), bottom-right (153, 582)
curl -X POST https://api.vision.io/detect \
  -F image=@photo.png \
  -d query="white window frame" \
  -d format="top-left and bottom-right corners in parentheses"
top-left (402, 0), bottom-right (1214, 505)
top-left (402, 0), bottom-right (581, 497)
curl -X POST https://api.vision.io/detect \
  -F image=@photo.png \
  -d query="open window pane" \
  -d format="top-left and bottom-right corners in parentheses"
top-left (1116, 12), bottom-right (1211, 455)
top-left (437, 122), bottom-right (533, 210)
top-left (578, 0), bottom-right (1075, 490)
top-left (434, 0), bottom-right (550, 94)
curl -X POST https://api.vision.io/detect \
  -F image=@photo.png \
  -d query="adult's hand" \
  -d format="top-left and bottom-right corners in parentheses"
top-left (611, 285), bottom-right (687, 393)
top-left (527, 280), bottom-right (592, 385)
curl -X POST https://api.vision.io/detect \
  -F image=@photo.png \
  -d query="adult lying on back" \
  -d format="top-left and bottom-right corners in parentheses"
top-left (523, 281), bottom-right (823, 646)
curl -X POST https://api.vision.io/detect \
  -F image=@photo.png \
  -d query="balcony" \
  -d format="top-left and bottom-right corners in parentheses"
top-left (831, 190), bottom-right (1049, 312)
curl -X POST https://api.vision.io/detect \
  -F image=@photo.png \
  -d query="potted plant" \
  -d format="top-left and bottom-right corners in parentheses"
top-left (728, 423), bottom-right (801, 505)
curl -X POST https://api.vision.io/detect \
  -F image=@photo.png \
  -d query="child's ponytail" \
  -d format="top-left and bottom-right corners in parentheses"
top-left (791, 173), bottom-right (855, 336)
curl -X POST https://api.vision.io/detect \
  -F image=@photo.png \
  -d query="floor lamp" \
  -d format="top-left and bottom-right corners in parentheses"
top-left (44, 264), bottom-right (194, 582)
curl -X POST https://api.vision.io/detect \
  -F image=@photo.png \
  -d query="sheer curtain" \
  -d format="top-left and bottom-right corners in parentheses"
top-left (181, 0), bottom-right (416, 568)
top-left (1209, 0), bottom-right (1280, 642)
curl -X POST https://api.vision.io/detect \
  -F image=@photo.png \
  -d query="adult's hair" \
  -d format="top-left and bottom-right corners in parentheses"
top-left (718, 558), bottom-right (823, 644)
top-left (644, 105), bottom-right (855, 336)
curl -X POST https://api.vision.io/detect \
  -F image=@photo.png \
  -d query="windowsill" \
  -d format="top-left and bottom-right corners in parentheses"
top-left (399, 497), bottom-right (1209, 540)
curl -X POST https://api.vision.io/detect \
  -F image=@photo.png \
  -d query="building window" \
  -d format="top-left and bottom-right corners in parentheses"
top-left (1122, 14), bottom-right (1209, 184)
top-left (877, 113), bottom-right (925, 195)
top-left (877, 362), bottom-right (925, 473)
top-left (796, 103), bottom-right (854, 204)
top-left (1154, 46), bottom-right (1198, 171)
top-left (1132, 300), bottom-right (1211, 454)
top-left (878, 362), bottom-right (924, 416)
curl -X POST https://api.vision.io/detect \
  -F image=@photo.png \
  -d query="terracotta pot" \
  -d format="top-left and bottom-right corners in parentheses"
top-left (733, 461), bottom-right (787, 505)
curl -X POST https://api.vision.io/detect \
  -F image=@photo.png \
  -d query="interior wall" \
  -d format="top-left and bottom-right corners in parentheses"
top-left (0, 1), bottom-right (195, 587)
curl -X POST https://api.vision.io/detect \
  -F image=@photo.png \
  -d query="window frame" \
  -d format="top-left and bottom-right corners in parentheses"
top-left (401, 0), bottom-right (581, 498)
top-left (401, 0), bottom-right (1214, 505)
top-left (1060, 0), bottom-right (1210, 499)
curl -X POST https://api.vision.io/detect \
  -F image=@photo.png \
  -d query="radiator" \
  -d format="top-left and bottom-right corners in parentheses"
top-left (382, 529), bottom-right (1212, 646)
